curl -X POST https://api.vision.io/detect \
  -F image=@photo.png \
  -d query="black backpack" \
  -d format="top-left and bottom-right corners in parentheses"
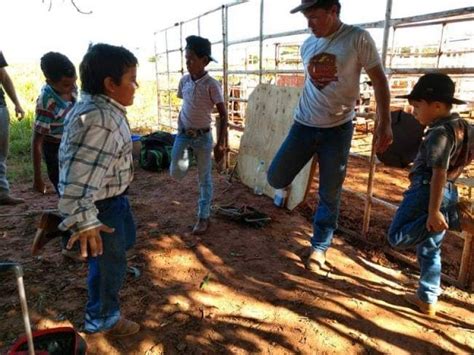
top-left (139, 132), bottom-right (175, 172)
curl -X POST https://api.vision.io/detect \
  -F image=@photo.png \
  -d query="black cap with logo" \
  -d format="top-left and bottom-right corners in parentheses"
top-left (396, 73), bottom-right (466, 105)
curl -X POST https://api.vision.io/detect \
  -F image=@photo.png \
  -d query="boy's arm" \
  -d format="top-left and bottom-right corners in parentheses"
top-left (427, 167), bottom-right (449, 232)
top-left (31, 131), bottom-right (46, 194)
top-left (59, 121), bottom-right (118, 258)
top-left (0, 67), bottom-right (24, 120)
top-left (214, 102), bottom-right (228, 164)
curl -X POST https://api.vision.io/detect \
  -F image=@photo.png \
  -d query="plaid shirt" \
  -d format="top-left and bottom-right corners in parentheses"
top-left (58, 93), bottom-right (133, 233)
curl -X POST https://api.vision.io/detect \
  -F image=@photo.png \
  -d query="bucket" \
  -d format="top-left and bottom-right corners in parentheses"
top-left (131, 134), bottom-right (142, 159)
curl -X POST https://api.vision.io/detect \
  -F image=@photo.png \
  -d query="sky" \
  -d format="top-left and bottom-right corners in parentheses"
top-left (1, 0), bottom-right (473, 64)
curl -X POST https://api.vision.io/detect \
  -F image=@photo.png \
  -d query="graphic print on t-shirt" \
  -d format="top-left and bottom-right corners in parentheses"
top-left (308, 52), bottom-right (338, 90)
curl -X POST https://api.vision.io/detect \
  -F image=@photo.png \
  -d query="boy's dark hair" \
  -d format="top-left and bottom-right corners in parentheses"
top-left (40, 52), bottom-right (76, 83)
top-left (302, 0), bottom-right (341, 15)
top-left (80, 43), bottom-right (138, 95)
top-left (185, 35), bottom-right (216, 63)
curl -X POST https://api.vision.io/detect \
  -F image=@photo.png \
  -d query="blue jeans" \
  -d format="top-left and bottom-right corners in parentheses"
top-left (170, 132), bottom-right (213, 219)
top-left (42, 140), bottom-right (60, 193)
top-left (0, 106), bottom-right (10, 197)
top-left (268, 120), bottom-right (353, 251)
top-left (388, 176), bottom-right (460, 304)
top-left (84, 195), bottom-right (136, 333)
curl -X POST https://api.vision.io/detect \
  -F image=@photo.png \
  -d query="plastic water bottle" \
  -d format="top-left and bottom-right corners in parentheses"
top-left (274, 188), bottom-right (288, 208)
top-left (254, 160), bottom-right (266, 195)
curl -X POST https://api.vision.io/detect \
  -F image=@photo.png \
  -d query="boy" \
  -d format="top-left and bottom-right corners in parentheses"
top-left (0, 50), bottom-right (25, 205)
top-left (388, 73), bottom-right (473, 316)
top-left (32, 52), bottom-right (76, 194)
top-left (58, 43), bottom-right (139, 336)
top-left (170, 35), bottom-right (228, 235)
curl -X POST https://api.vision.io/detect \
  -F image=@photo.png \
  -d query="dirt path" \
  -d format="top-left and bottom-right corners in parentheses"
top-left (1, 164), bottom-right (473, 354)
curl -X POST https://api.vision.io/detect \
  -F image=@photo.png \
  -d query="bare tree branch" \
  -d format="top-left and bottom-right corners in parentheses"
top-left (70, 0), bottom-right (92, 14)
top-left (42, 0), bottom-right (92, 14)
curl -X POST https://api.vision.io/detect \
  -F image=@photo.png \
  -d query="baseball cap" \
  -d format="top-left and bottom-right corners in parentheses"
top-left (185, 35), bottom-right (217, 63)
top-left (290, 0), bottom-right (339, 14)
top-left (396, 73), bottom-right (466, 105)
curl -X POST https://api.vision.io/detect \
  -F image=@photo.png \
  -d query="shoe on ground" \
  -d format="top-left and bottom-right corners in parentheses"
top-left (192, 218), bottom-right (210, 235)
top-left (458, 200), bottom-right (474, 235)
top-left (305, 248), bottom-right (326, 272)
top-left (404, 293), bottom-right (436, 316)
top-left (61, 248), bottom-right (87, 263)
top-left (32, 212), bottom-right (64, 256)
top-left (0, 194), bottom-right (24, 206)
top-left (105, 318), bottom-right (140, 337)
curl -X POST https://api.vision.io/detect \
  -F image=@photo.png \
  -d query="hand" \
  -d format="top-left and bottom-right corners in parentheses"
top-left (426, 211), bottom-right (449, 232)
top-left (213, 142), bottom-right (226, 164)
top-left (33, 178), bottom-right (47, 194)
top-left (374, 122), bottom-right (393, 153)
top-left (66, 224), bottom-right (115, 258)
top-left (15, 105), bottom-right (25, 121)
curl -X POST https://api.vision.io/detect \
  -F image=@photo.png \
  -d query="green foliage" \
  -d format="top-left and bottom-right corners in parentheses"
top-left (5, 62), bottom-right (160, 184)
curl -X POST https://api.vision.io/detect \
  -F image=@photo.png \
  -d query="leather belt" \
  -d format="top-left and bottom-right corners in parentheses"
top-left (180, 127), bottom-right (210, 138)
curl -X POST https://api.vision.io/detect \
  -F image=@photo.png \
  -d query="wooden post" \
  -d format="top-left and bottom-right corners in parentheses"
top-left (458, 232), bottom-right (474, 287)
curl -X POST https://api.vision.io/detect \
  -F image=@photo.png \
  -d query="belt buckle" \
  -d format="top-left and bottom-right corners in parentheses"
top-left (185, 129), bottom-right (197, 138)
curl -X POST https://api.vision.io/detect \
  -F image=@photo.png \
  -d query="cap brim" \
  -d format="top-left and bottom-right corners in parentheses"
top-left (452, 98), bottom-right (467, 105)
top-left (396, 94), bottom-right (467, 105)
top-left (395, 94), bottom-right (414, 100)
top-left (290, 3), bottom-right (315, 14)
top-left (209, 55), bottom-right (218, 63)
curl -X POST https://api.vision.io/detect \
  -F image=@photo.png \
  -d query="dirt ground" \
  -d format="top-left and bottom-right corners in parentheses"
top-left (1, 128), bottom-right (473, 354)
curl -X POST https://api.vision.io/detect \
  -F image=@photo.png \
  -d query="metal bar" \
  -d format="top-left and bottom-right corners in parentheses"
top-left (381, 0), bottom-right (393, 68)
top-left (198, 16), bottom-right (201, 35)
top-left (155, 0), bottom-right (249, 35)
top-left (179, 22), bottom-right (184, 76)
top-left (387, 67), bottom-right (474, 75)
top-left (362, 0), bottom-right (393, 238)
top-left (16, 273), bottom-right (35, 355)
top-left (153, 32), bottom-right (161, 127)
top-left (392, 7), bottom-right (474, 28)
top-left (388, 27), bottom-right (397, 68)
top-left (223, 4), bottom-right (230, 168)
top-left (394, 16), bottom-right (474, 29)
top-left (156, 48), bottom-right (182, 56)
top-left (437, 23), bottom-right (447, 68)
top-left (258, 0), bottom-right (264, 84)
top-left (165, 30), bottom-right (172, 128)
top-left (156, 70), bottom-right (183, 75)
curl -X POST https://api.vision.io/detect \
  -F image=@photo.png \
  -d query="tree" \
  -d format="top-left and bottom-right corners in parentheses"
top-left (42, 0), bottom-right (92, 14)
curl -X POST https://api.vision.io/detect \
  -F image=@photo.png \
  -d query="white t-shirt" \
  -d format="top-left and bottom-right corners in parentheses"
top-left (294, 24), bottom-right (381, 128)
top-left (177, 73), bottom-right (224, 130)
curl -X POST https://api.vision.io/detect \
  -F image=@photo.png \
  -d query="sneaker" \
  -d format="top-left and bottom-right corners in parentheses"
top-left (305, 248), bottom-right (326, 272)
top-left (32, 212), bottom-right (64, 256)
top-left (192, 218), bottom-right (210, 235)
top-left (458, 201), bottom-right (474, 235)
top-left (61, 248), bottom-right (87, 263)
top-left (0, 195), bottom-right (24, 205)
top-left (404, 293), bottom-right (436, 316)
top-left (105, 318), bottom-right (140, 337)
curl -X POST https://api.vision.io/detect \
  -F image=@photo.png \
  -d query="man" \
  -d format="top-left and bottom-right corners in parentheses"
top-left (267, 0), bottom-right (393, 272)
top-left (0, 50), bottom-right (25, 205)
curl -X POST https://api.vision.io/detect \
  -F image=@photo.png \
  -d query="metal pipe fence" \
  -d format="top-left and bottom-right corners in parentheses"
top-left (153, 2), bottom-right (474, 130)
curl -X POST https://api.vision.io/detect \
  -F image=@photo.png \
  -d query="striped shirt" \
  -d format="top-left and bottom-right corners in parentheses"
top-left (177, 73), bottom-right (224, 130)
top-left (58, 93), bottom-right (133, 233)
top-left (34, 84), bottom-right (76, 141)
